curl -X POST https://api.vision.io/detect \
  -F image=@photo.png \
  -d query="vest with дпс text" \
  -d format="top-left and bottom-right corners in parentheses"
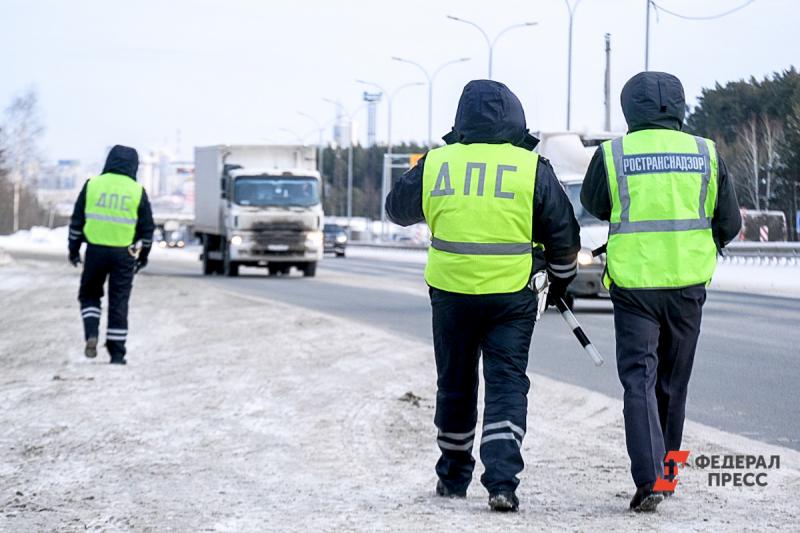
top-left (422, 142), bottom-right (538, 295)
top-left (601, 129), bottom-right (719, 289)
top-left (83, 173), bottom-right (143, 247)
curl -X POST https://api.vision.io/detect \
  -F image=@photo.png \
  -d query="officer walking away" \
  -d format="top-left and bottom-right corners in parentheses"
top-left (386, 80), bottom-right (580, 512)
top-left (68, 145), bottom-right (155, 365)
top-left (580, 72), bottom-right (741, 512)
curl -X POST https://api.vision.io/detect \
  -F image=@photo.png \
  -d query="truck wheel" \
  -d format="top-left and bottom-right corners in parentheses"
top-left (202, 239), bottom-right (217, 275)
top-left (302, 262), bottom-right (317, 277)
top-left (222, 245), bottom-right (239, 277)
top-left (336, 250), bottom-right (346, 258)
top-left (268, 265), bottom-right (280, 276)
top-left (202, 252), bottom-right (214, 275)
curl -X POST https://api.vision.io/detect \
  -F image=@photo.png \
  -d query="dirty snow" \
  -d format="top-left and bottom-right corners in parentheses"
top-left (0, 257), bottom-right (798, 532)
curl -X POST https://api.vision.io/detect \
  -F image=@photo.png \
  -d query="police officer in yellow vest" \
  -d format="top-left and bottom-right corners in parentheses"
top-left (68, 145), bottom-right (155, 365)
top-left (581, 72), bottom-right (741, 512)
top-left (387, 81), bottom-right (580, 512)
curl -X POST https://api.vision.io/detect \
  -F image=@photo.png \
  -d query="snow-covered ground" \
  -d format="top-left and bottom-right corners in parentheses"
top-left (1, 256), bottom-right (798, 532)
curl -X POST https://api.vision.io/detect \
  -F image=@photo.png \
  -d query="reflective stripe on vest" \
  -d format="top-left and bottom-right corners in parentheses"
top-left (83, 173), bottom-right (143, 247)
top-left (602, 130), bottom-right (718, 289)
top-left (422, 143), bottom-right (537, 295)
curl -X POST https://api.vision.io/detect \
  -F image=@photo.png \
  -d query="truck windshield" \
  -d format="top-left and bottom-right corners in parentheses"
top-left (564, 182), bottom-right (603, 226)
top-left (234, 177), bottom-right (319, 207)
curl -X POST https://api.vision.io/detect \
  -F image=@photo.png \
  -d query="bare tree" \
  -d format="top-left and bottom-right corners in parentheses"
top-left (727, 116), bottom-right (761, 210)
top-left (0, 89), bottom-right (46, 233)
top-left (761, 113), bottom-right (783, 210)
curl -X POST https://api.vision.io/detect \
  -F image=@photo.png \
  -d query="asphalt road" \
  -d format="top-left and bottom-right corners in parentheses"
top-left (14, 247), bottom-right (800, 451)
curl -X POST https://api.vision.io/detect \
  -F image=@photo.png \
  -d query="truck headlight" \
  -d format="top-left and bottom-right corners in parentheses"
top-left (305, 231), bottom-right (323, 250)
top-left (577, 249), bottom-right (594, 266)
top-left (230, 235), bottom-right (243, 246)
top-left (335, 233), bottom-right (347, 244)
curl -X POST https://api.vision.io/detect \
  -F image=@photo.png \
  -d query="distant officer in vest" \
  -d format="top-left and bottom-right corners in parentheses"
top-left (581, 72), bottom-right (741, 512)
top-left (68, 145), bottom-right (155, 365)
top-left (386, 80), bottom-right (580, 512)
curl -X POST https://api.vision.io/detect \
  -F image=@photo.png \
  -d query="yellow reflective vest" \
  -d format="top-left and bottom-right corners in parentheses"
top-left (83, 173), bottom-right (143, 247)
top-left (601, 129), bottom-right (718, 289)
top-left (422, 143), bottom-right (538, 294)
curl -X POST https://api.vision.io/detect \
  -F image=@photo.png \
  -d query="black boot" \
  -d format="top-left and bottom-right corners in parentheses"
top-left (488, 491), bottom-right (519, 512)
top-left (629, 483), bottom-right (663, 512)
top-left (109, 357), bottom-right (127, 365)
top-left (84, 337), bottom-right (98, 359)
top-left (435, 479), bottom-right (466, 498)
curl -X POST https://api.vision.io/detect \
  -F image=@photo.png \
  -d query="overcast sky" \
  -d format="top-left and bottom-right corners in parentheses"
top-left (2, 0), bottom-right (798, 164)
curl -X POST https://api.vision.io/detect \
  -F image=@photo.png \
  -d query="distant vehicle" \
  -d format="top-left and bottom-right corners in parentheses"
top-left (323, 223), bottom-right (347, 257)
top-left (194, 144), bottom-right (323, 277)
top-left (562, 177), bottom-right (608, 306)
top-left (159, 227), bottom-right (189, 249)
top-left (536, 131), bottom-right (620, 306)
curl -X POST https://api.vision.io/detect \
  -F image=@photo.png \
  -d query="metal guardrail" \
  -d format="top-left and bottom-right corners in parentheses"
top-left (723, 242), bottom-right (800, 257)
top-left (721, 242), bottom-right (800, 266)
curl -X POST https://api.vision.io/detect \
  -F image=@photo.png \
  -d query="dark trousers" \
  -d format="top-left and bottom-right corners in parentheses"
top-left (78, 244), bottom-right (135, 359)
top-left (430, 286), bottom-right (537, 494)
top-left (610, 284), bottom-right (706, 487)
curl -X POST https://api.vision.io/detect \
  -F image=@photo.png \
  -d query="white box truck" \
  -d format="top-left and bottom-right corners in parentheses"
top-left (194, 144), bottom-right (323, 277)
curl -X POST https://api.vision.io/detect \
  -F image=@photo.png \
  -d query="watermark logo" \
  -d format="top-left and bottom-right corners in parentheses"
top-left (653, 450), bottom-right (690, 492)
top-left (694, 454), bottom-right (780, 487)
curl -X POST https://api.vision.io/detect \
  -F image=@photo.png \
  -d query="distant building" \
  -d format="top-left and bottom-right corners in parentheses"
top-left (38, 159), bottom-right (82, 190)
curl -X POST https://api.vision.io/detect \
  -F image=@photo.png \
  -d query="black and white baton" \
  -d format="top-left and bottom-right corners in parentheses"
top-left (555, 298), bottom-right (605, 367)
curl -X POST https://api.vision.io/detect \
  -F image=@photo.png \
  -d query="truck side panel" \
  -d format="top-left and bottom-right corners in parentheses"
top-left (194, 147), bottom-right (223, 235)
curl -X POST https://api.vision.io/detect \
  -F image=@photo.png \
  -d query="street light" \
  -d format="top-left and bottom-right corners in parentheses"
top-left (278, 127), bottom-right (307, 144)
top-left (391, 56), bottom-right (470, 148)
top-left (297, 111), bottom-right (326, 180)
top-left (355, 79), bottom-right (424, 156)
top-left (322, 98), bottom-right (367, 234)
top-left (446, 16), bottom-right (537, 79)
top-left (564, 0), bottom-right (584, 130)
top-left (356, 79), bottom-right (425, 239)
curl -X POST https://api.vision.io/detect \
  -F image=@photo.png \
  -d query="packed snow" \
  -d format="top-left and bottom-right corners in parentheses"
top-left (0, 256), bottom-right (798, 531)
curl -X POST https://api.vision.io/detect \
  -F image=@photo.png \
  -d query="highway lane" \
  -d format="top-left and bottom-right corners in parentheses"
top-left (11, 247), bottom-right (800, 450)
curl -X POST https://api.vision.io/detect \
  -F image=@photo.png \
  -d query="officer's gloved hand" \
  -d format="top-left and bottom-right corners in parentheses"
top-left (546, 274), bottom-right (573, 309)
top-left (134, 247), bottom-right (150, 273)
top-left (68, 244), bottom-right (81, 267)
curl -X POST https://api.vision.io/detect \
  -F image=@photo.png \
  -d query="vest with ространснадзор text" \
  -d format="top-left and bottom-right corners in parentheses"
top-left (83, 173), bottom-right (143, 247)
top-left (601, 129), bottom-right (719, 289)
top-left (422, 142), bottom-right (538, 295)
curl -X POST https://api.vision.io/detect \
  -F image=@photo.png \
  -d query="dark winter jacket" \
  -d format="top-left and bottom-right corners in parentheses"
top-left (69, 145), bottom-right (155, 256)
top-left (385, 80), bottom-right (581, 277)
top-left (580, 72), bottom-right (741, 250)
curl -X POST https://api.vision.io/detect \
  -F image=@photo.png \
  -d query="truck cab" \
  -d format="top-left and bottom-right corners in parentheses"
top-left (195, 145), bottom-right (323, 277)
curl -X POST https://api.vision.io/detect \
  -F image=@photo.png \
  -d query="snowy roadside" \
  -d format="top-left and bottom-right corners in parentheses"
top-left (1, 257), bottom-right (798, 532)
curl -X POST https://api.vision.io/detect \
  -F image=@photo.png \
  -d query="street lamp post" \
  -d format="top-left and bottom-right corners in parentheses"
top-left (356, 79), bottom-right (425, 237)
top-left (446, 16), bottom-right (537, 79)
top-left (564, 0), bottom-right (584, 130)
top-left (391, 56), bottom-right (470, 148)
top-left (297, 111), bottom-right (325, 183)
top-left (322, 99), bottom-right (367, 235)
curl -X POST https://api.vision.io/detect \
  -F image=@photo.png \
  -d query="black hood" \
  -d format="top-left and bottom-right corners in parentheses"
top-left (443, 80), bottom-right (538, 150)
top-left (620, 71), bottom-right (685, 132)
top-left (102, 145), bottom-right (139, 180)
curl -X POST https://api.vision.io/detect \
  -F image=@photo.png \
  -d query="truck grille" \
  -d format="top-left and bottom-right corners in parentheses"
top-left (253, 231), bottom-right (305, 247)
